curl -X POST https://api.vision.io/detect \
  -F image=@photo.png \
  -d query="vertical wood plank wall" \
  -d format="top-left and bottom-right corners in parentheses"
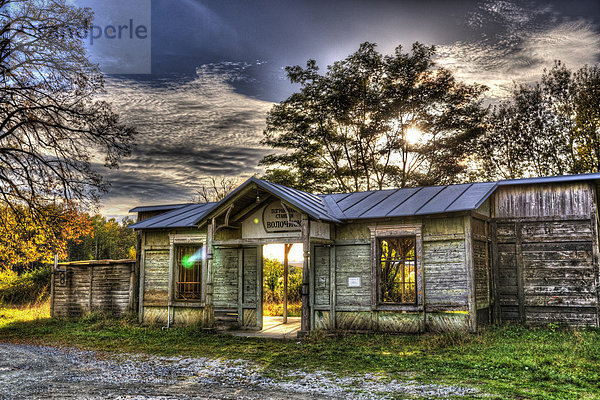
top-left (472, 216), bottom-right (491, 326)
top-left (52, 260), bottom-right (135, 317)
top-left (494, 183), bottom-right (599, 326)
top-left (331, 215), bottom-right (478, 333)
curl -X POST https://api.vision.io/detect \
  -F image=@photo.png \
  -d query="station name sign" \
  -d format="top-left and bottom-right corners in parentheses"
top-left (263, 201), bottom-right (301, 232)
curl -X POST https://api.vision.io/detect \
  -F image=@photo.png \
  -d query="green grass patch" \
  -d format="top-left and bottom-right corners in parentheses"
top-left (0, 302), bottom-right (599, 400)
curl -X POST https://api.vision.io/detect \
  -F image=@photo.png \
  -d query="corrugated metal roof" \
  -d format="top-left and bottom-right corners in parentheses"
top-left (129, 202), bottom-right (217, 229)
top-left (256, 179), bottom-right (340, 222)
top-left (323, 182), bottom-right (497, 220)
top-left (128, 173), bottom-right (600, 230)
top-left (129, 203), bottom-right (192, 213)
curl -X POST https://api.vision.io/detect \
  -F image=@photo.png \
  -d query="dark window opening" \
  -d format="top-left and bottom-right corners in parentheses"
top-left (176, 245), bottom-right (202, 300)
top-left (379, 237), bottom-right (416, 304)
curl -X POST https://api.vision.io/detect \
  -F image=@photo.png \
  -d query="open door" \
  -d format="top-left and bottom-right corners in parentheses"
top-left (238, 246), bottom-right (262, 329)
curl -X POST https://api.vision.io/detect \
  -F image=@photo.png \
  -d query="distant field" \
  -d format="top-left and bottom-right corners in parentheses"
top-left (0, 302), bottom-right (599, 400)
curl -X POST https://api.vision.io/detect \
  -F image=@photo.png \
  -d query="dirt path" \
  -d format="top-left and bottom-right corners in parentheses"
top-left (0, 343), bottom-right (482, 399)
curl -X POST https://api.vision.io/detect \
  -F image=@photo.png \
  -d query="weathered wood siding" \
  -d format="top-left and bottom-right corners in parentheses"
top-left (329, 217), bottom-right (474, 333)
top-left (422, 217), bottom-right (468, 310)
top-left (423, 216), bottom-right (474, 331)
top-left (494, 183), bottom-right (599, 326)
top-left (143, 250), bottom-right (169, 305)
top-left (138, 229), bottom-right (208, 326)
top-left (142, 306), bottom-right (206, 326)
top-left (472, 217), bottom-right (491, 312)
top-left (240, 246), bottom-right (258, 328)
top-left (313, 246), bottom-right (331, 307)
top-left (212, 247), bottom-right (239, 309)
top-left (52, 260), bottom-right (135, 317)
top-left (335, 244), bottom-right (372, 310)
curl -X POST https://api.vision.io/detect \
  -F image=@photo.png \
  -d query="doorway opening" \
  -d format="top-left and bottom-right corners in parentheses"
top-left (262, 243), bottom-right (302, 335)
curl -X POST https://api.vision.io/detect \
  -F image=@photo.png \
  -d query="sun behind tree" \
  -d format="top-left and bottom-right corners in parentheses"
top-left (260, 42), bottom-right (487, 192)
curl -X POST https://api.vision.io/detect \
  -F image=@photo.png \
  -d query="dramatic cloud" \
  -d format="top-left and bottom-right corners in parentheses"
top-left (437, 0), bottom-right (600, 98)
top-left (92, 0), bottom-right (600, 219)
top-left (97, 63), bottom-right (274, 218)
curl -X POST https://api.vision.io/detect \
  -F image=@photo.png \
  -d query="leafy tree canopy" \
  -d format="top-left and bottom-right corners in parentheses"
top-left (477, 62), bottom-right (600, 179)
top-left (260, 42), bottom-right (487, 192)
top-left (67, 215), bottom-right (136, 261)
top-left (0, 204), bottom-right (91, 270)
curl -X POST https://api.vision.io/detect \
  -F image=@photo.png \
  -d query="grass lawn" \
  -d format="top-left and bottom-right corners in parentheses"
top-left (1, 302), bottom-right (599, 400)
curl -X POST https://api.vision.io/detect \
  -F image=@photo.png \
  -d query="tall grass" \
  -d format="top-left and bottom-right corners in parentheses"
top-left (263, 301), bottom-right (302, 317)
top-left (0, 300), bottom-right (50, 328)
top-left (0, 265), bottom-right (50, 304)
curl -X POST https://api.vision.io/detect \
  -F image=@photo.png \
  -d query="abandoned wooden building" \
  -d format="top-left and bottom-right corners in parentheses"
top-left (129, 173), bottom-right (600, 334)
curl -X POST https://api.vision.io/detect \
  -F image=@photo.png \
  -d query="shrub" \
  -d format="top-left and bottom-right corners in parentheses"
top-left (263, 258), bottom-right (302, 304)
top-left (0, 265), bottom-right (51, 304)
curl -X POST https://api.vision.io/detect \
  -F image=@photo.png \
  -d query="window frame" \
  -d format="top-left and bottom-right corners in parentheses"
top-left (174, 244), bottom-right (204, 301)
top-left (369, 225), bottom-right (423, 311)
top-left (169, 234), bottom-right (206, 305)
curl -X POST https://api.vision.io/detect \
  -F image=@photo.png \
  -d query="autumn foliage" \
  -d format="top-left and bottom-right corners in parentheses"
top-left (0, 204), bottom-right (92, 270)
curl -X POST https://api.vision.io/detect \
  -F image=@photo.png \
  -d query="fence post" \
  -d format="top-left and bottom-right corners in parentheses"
top-left (50, 254), bottom-right (57, 317)
top-left (88, 266), bottom-right (94, 312)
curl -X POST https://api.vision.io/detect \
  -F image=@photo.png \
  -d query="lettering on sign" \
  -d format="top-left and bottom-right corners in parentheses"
top-left (263, 201), bottom-right (301, 232)
top-left (348, 277), bottom-right (361, 287)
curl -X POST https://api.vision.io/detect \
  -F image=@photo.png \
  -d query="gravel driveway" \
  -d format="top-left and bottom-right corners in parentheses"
top-left (0, 342), bottom-right (482, 399)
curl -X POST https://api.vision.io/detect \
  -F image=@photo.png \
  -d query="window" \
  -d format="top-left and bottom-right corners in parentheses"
top-left (175, 245), bottom-right (203, 300)
top-left (378, 237), bottom-right (416, 304)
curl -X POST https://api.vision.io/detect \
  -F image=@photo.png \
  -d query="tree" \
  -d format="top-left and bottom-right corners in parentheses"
top-left (572, 66), bottom-right (600, 172)
top-left (193, 176), bottom-right (241, 203)
top-left (0, 203), bottom-right (91, 270)
top-left (260, 42), bottom-right (487, 192)
top-left (67, 215), bottom-right (136, 261)
top-left (0, 0), bottom-right (135, 217)
top-left (477, 62), bottom-right (600, 179)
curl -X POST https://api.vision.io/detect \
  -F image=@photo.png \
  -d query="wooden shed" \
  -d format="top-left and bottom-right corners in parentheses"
top-left (129, 173), bottom-right (600, 334)
top-left (50, 259), bottom-right (136, 317)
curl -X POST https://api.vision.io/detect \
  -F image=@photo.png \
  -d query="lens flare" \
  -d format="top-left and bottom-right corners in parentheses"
top-left (181, 248), bottom-right (205, 269)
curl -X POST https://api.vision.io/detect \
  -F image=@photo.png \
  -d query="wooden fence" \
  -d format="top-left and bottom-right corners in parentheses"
top-left (50, 259), bottom-right (136, 318)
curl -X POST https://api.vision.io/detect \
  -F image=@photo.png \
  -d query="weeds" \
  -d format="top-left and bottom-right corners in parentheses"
top-left (0, 303), bottom-right (599, 400)
top-left (0, 266), bottom-right (50, 304)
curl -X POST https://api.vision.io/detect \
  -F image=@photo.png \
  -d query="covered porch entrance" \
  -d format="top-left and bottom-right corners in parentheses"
top-left (202, 178), bottom-right (337, 337)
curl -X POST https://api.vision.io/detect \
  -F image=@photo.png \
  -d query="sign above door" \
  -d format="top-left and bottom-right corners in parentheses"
top-left (263, 201), bottom-right (301, 233)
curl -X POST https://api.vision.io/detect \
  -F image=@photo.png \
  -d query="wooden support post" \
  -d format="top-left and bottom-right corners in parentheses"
top-left (205, 219), bottom-right (215, 327)
top-left (237, 248), bottom-right (244, 326)
top-left (138, 233), bottom-right (146, 324)
top-left (167, 236), bottom-right (175, 326)
top-left (464, 215), bottom-right (477, 332)
top-left (300, 215), bottom-right (311, 335)
top-left (128, 261), bottom-right (136, 314)
top-left (50, 254), bottom-right (57, 318)
top-left (133, 231), bottom-right (141, 313)
top-left (283, 243), bottom-right (292, 324)
top-left (515, 220), bottom-right (526, 324)
top-left (88, 266), bottom-right (94, 312)
top-left (257, 244), bottom-right (263, 330)
top-left (330, 245), bottom-right (336, 330)
top-left (490, 220), bottom-right (501, 324)
top-left (589, 183), bottom-right (600, 327)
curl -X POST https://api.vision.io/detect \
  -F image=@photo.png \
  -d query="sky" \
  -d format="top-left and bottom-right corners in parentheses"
top-left (93, 0), bottom-right (600, 219)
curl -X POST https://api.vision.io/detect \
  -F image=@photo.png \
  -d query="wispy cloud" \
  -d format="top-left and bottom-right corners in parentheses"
top-left (437, 0), bottom-right (600, 99)
top-left (97, 63), bottom-right (274, 218)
